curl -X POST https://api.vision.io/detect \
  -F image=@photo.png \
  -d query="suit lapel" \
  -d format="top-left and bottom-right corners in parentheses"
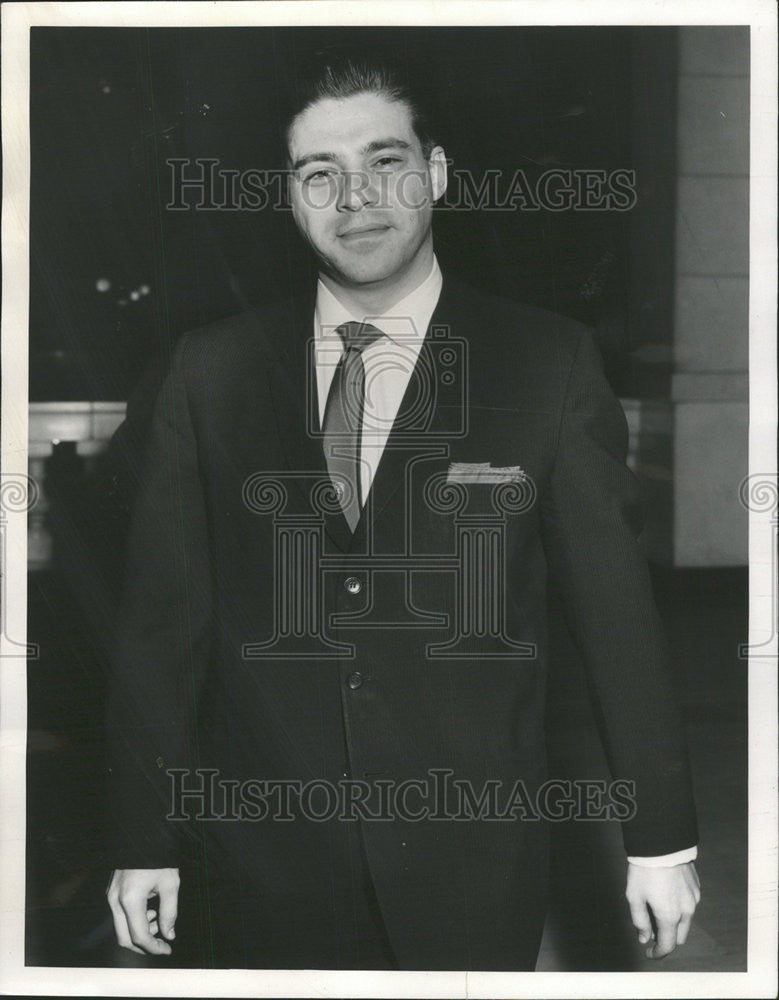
top-left (359, 276), bottom-right (467, 529)
top-left (268, 289), bottom-right (353, 552)
top-left (268, 275), bottom-right (470, 550)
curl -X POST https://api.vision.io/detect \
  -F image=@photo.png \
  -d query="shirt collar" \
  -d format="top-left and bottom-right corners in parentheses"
top-left (314, 256), bottom-right (442, 349)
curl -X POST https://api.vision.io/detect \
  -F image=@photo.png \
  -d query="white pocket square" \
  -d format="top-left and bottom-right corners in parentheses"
top-left (446, 462), bottom-right (526, 484)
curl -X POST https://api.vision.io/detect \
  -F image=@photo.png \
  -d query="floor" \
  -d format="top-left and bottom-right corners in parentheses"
top-left (24, 565), bottom-right (748, 971)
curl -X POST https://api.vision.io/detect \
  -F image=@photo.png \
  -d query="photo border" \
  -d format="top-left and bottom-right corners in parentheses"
top-left (2, 2), bottom-right (776, 996)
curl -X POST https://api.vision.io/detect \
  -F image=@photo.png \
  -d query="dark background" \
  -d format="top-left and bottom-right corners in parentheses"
top-left (26, 26), bottom-right (746, 972)
top-left (30, 25), bottom-right (677, 403)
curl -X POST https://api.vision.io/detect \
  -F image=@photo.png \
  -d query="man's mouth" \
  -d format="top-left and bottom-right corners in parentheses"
top-left (337, 224), bottom-right (391, 240)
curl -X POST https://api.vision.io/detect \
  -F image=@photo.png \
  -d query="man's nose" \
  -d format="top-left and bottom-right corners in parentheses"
top-left (336, 171), bottom-right (378, 212)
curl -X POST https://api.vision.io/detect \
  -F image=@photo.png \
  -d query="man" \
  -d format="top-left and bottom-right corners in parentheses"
top-left (106, 48), bottom-right (700, 971)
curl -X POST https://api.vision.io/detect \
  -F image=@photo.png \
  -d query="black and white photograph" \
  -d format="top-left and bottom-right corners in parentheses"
top-left (1, 1), bottom-right (776, 997)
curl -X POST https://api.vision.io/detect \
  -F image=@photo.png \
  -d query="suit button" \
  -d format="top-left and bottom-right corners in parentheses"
top-left (344, 576), bottom-right (362, 595)
top-left (347, 672), bottom-right (363, 690)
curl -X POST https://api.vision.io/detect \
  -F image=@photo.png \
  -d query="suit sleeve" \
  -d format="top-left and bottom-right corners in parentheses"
top-left (540, 328), bottom-right (698, 857)
top-left (105, 332), bottom-right (212, 868)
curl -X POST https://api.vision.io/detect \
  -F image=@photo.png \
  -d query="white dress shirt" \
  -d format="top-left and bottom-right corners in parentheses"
top-left (312, 257), bottom-right (696, 871)
top-left (314, 256), bottom-right (443, 505)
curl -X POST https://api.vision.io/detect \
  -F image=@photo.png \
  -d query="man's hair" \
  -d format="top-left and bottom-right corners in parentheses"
top-left (283, 45), bottom-right (439, 160)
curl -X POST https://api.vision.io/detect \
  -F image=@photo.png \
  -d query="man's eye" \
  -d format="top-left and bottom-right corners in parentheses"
top-left (304, 170), bottom-right (336, 183)
top-left (373, 157), bottom-right (403, 169)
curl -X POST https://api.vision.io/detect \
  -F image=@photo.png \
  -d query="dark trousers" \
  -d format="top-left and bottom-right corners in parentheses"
top-left (171, 827), bottom-right (397, 970)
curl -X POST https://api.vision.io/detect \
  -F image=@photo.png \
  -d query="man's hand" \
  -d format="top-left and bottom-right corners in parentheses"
top-left (107, 868), bottom-right (180, 955)
top-left (625, 861), bottom-right (701, 959)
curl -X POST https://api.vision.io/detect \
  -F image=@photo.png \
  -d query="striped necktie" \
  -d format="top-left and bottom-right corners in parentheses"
top-left (321, 321), bottom-right (384, 531)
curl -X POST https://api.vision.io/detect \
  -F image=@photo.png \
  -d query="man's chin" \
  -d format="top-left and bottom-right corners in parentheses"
top-left (326, 258), bottom-right (400, 288)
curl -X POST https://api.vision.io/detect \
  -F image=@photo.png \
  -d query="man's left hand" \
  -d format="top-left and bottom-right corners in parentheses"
top-left (625, 861), bottom-right (701, 959)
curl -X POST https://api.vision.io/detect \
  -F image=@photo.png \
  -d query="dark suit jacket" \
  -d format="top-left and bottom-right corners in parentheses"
top-left (105, 274), bottom-right (697, 970)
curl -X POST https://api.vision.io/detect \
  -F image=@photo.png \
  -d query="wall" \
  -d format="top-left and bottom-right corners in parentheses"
top-left (633, 27), bottom-right (750, 567)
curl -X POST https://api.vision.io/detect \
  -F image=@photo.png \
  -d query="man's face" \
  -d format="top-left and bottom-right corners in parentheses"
top-left (287, 91), bottom-right (447, 290)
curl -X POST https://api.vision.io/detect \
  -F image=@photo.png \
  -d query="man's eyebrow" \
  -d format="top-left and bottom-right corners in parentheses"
top-left (362, 138), bottom-right (412, 154)
top-left (292, 151), bottom-right (340, 171)
top-left (292, 139), bottom-right (412, 171)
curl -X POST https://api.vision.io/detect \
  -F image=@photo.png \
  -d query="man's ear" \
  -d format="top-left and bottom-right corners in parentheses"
top-left (428, 146), bottom-right (448, 203)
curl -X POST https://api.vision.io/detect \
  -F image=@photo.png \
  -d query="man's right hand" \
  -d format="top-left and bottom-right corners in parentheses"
top-left (106, 868), bottom-right (180, 955)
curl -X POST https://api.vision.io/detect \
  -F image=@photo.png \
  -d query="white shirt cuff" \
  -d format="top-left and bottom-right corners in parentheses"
top-left (627, 845), bottom-right (698, 867)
